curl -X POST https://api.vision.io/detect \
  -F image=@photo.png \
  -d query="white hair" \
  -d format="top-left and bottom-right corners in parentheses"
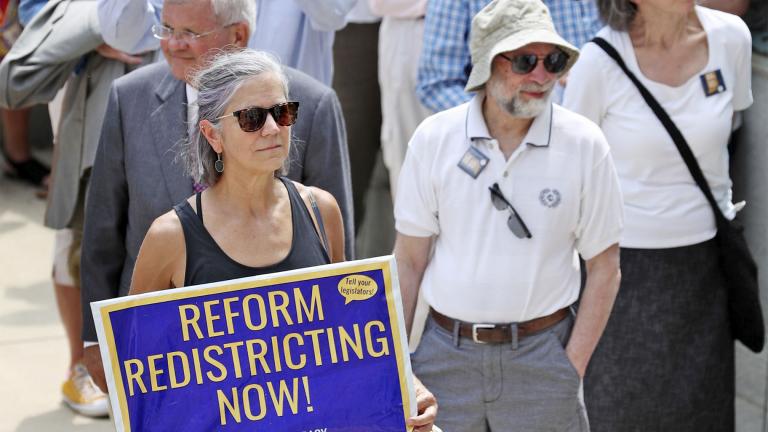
top-left (211, 0), bottom-right (256, 35)
top-left (164, 0), bottom-right (257, 34)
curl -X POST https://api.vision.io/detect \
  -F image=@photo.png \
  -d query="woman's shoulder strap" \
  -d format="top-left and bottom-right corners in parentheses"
top-left (281, 177), bottom-right (330, 256)
top-left (306, 188), bottom-right (330, 254)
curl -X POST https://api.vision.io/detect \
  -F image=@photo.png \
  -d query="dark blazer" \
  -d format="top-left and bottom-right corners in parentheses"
top-left (80, 61), bottom-right (353, 341)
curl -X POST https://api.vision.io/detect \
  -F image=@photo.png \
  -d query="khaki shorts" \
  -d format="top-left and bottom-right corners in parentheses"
top-left (52, 174), bottom-right (87, 287)
top-left (52, 229), bottom-right (75, 286)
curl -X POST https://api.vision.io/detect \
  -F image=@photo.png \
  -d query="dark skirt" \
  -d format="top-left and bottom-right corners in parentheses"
top-left (585, 239), bottom-right (734, 432)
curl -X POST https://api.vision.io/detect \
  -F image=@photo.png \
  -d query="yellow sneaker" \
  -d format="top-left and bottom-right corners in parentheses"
top-left (61, 363), bottom-right (109, 417)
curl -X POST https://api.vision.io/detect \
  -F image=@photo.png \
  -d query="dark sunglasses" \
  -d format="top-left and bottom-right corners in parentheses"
top-left (498, 50), bottom-right (569, 75)
top-left (489, 183), bottom-right (532, 239)
top-left (216, 101), bottom-right (299, 132)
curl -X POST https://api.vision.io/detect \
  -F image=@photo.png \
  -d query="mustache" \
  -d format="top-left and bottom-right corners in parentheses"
top-left (518, 83), bottom-right (554, 93)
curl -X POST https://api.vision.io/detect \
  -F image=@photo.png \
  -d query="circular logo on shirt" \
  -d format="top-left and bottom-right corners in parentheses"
top-left (539, 188), bottom-right (561, 208)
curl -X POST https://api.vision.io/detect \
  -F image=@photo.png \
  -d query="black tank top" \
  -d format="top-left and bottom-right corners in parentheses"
top-left (173, 177), bottom-right (331, 286)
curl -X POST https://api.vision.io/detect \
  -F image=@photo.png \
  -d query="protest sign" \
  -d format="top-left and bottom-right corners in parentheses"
top-left (92, 256), bottom-right (415, 431)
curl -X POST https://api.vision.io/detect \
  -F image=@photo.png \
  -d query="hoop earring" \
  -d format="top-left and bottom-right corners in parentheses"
top-left (214, 153), bottom-right (224, 173)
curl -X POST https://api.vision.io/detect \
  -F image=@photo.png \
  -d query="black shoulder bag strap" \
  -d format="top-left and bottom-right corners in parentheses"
top-left (590, 37), bottom-right (726, 224)
top-left (591, 37), bottom-right (765, 353)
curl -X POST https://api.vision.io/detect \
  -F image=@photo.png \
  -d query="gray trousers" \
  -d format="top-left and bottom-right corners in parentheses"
top-left (412, 314), bottom-right (589, 432)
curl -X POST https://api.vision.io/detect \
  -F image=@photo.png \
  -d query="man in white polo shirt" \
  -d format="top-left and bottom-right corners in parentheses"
top-left (394, 0), bottom-right (623, 429)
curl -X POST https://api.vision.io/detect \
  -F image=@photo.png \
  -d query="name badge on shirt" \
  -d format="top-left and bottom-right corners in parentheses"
top-left (700, 69), bottom-right (726, 97)
top-left (457, 146), bottom-right (490, 179)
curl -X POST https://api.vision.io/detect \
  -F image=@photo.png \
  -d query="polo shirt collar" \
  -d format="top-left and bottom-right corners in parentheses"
top-left (466, 93), bottom-right (553, 148)
top-left (466, 94), bottom-right (492, 141)
top-left (524, 102), bottom-right (553, 148)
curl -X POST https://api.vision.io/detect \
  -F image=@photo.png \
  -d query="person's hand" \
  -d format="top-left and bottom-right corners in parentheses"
top-left (565, 346), bottom-right (587, 379)
top-left (406, 375), bottom-right (437, 432)
top-left (96, 44), bottom-right (144, 65)
top-left (83, 344), bottom-right (108, 393)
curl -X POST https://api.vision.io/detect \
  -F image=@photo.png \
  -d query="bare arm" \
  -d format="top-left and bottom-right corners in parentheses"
top-left (393, 233), bottom-right (433, 336)
top-left (129, 211), bottom-right (186, 295)
top-left (306, 186), bottom-right (346, 263)
top-left (566, 244), bottom-right (621, 378)
top-left (394, 234), bottom-right (437, 430)
top-left (96, 44), bottom-right (144, 65)
top-left (85, 211), bottom-right (185, 392)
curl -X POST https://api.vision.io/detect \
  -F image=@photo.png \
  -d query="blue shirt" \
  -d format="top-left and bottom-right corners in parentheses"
top-left (18, 0), bottom-right (47, 26)
top-left (417, 0), bottom-right (602, 112)
top-left (97, 0), bottom-right (356, 85)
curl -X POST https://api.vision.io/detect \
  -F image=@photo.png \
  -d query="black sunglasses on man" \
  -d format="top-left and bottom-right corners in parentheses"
top-left (489, 182), bottom-right (532, 239)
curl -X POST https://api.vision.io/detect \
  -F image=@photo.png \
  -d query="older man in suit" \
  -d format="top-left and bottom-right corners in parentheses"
top-left (80, 0), bottom-right (354, 388)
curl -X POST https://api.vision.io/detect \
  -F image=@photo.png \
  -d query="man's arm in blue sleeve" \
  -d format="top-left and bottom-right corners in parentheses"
top-left (416, 0), bottom-right (473, 112)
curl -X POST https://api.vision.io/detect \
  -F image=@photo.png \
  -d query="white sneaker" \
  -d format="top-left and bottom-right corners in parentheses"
top-left (61, 363), bottom-right (109, 417)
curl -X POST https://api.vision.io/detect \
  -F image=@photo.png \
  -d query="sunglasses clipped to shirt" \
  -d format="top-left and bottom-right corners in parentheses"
top-left (489, 183), bottom-right (532, 239)
top-left (216, 101), bottom-right (300, 132)
top-left (499, 50), bottom-right (570, 75)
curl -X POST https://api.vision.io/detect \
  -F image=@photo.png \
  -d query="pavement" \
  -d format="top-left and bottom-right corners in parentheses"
top-left (0, 164), bottom-right (113, 432)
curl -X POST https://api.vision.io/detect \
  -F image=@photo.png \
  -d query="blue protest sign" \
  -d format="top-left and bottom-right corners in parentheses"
top-left (92, 256), bottom-right (415, 431)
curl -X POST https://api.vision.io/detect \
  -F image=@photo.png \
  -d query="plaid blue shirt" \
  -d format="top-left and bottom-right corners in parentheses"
top-left (417, 0), bottom-right (602, 112)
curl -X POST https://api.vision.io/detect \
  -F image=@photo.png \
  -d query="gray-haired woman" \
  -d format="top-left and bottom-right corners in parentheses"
top-left (131, 49), bottom-right (344, 289)
top-left (129, 49), bottom-right (438, 431)
top-left (563, 0), bottom-right (753, 430)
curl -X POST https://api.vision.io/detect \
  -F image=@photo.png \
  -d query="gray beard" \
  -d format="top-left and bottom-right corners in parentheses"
top-left (499, 90), bottom-right (551, 118)
top-left (489, 79), bottom-right (553, 119)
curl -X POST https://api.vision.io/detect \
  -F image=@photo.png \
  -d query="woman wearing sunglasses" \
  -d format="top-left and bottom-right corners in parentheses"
top-left (127, 49), bottom-right (438, 431)
top-left (130, 48), bottom-right (344, 292)
top-left (563, 0), bottom-right (753, 430)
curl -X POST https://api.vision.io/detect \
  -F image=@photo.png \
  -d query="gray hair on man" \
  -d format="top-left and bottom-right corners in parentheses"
top-left (596, 0), bottom-right (638, 31)
top-left (165, 0), bottom-right (257, 34)
top-left (184, 49), bottom-right (290, 185)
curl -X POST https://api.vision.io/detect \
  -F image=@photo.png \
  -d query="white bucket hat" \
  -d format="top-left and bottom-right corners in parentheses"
top-left (465, 0), bottom-right (580, 92)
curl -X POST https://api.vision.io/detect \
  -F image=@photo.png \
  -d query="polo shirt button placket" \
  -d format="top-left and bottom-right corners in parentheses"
top-left (503, 152), bottom-right (521, 181)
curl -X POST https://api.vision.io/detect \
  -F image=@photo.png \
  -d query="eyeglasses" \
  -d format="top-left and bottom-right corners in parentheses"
top-left (216, 102), bottom-right (300, 132)
top-left (489, 183), bottom-right (532, 239)
top-left (498, 50), bottom-right (569, 75)
top-left (151, 24), bottom-right (222, 43)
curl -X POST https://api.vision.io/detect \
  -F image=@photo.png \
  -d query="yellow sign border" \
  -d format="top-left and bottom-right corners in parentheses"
top-left (94, 257), bottom-right (413, 432)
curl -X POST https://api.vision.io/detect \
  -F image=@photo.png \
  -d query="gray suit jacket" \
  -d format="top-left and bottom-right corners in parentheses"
top-left (81, 62), bottom-right (354, 341)
top-left (0, 0), bottom-right (101, 109)
top-left (45, 54), bottom-right (145, 229)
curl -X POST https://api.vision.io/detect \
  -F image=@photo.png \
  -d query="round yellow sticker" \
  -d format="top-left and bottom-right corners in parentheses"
top-left (337, 275), bottom-right (378, 305)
